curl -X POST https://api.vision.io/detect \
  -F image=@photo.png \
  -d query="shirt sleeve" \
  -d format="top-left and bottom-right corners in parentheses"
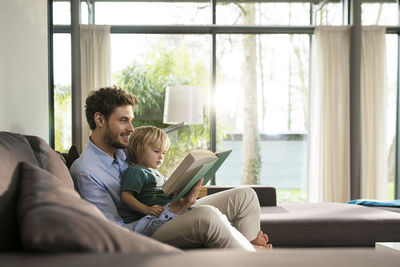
top-left (77, 170), bottom-right (135, 230)
top-left (133, 205), bottom-right (177, 237)
top-left (121, 167), bottom-right (146, 194)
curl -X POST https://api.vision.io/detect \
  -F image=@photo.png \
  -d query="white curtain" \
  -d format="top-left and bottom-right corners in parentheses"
top-left (360, 26), bottom-right (387, 200)
top-left (308, 26), bottom-right (351, 202)
top-left (80, 25), bottom-right (111, 149)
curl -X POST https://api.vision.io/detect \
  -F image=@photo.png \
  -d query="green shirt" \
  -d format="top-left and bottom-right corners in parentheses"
top-left (121, 165), bottom-right (172, 221)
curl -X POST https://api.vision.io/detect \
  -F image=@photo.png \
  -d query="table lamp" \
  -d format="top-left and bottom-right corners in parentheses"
top-left (163, 85), bottom-right (203, 134)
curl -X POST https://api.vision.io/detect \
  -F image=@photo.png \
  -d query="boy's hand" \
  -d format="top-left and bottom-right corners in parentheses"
top-left (146, 205), bottom-right (164, 217)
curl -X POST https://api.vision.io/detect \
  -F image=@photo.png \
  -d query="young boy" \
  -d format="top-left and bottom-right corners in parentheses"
top-left (120, 126), bottom-right (272, 249)
top-left (120, 126), bottom-right (177, 237)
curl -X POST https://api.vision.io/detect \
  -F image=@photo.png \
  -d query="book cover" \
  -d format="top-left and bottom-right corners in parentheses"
top-left (163, 149), bottom-right (232, 202)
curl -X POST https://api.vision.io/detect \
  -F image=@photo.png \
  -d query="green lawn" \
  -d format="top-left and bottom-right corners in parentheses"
top-left (276, 188), bottom-right (307, 203)
top-left (388, 181), bottom-right (394, 200)
top-left (277, 182), bottom-right (395, 203)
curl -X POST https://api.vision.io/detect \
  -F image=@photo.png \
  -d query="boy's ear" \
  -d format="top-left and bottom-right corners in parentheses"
top-left (94, 112), bottom-right (105, 128)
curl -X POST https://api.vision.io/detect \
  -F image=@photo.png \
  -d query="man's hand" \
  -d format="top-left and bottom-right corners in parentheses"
top-left (145, 205), bottom-right (164, 217)
top-left (168, 178), bottom-right (204, 215)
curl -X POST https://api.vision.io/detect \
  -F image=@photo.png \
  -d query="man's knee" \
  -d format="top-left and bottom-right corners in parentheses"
top-left (232, 186), bottom-right (259, 203)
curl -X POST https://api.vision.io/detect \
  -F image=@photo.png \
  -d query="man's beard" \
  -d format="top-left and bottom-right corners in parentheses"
top-left (104, 124), bottom-right (128, 149)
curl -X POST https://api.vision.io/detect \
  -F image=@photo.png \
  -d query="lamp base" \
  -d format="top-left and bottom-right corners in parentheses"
top-left (163, 122), bottom-right (185, 134)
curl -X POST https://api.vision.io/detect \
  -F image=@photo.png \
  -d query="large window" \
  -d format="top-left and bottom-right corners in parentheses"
top-left (216, 33), bottom-right (310, 202)
top-left (110, 34), bottom-right (211, 177)
top-left (52, 1), bottom-right (86, 152)
top-left (362, 1), bottom-right (398, 25)
top-left (96, 1), bottom-right (211, 25)
top-left (53, 34), bottom-right (72, 152)
top-left (216, 1), bottom-right (342, 25)
top-left (52, 0), bottom-right (400, 202)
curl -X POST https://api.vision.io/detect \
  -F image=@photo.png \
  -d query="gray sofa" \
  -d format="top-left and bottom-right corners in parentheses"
top-left (1, 131), bottom-right (400, 267)
top-left (206, 186), bottom-right (400, 247)
top-left (260, 202), bottom-right (400, 247)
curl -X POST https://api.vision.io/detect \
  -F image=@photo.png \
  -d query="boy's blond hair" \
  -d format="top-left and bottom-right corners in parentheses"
top-left (127, 126), bottom-right (170, 164)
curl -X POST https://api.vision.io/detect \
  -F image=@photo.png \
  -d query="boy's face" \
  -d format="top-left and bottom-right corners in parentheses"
top-left (138, 145), bottom-right (168, 169)
top-left (103, 105), bottom-right (134, 149)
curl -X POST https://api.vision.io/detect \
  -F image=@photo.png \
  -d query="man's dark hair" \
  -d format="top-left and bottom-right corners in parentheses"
top-left (85, 86), bottom-right (138, 130)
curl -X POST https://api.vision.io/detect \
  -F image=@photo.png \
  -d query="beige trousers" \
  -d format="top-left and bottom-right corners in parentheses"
top-left (151, 186), bottom-right (260, 251)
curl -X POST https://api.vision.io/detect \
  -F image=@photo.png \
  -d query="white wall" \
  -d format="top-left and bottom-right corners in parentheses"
top-left (0, 0), bottom-right (49, 142)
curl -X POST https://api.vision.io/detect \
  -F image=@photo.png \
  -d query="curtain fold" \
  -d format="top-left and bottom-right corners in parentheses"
top-left (308, 26), bottom-right (351, 202)
top-left (360, 26), bottom-right (387, 200)
top-left (80, 25), bottom-right (111, 149)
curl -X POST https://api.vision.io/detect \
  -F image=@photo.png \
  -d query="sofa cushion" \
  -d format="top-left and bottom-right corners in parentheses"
top-left (17, 162), bottom-right (180, 253)
top-left (63, 144), bottom-right (80, 170)
top-left (25, 135), bottom-right (74, 189)
top-left (0, 166), bottom-right (22, 251)
top-left (2, 248), bottom-right (400, 267)
top-left (206, 185), bottom-right (277, 207)
top-left (0, 132), bottom-right (40, 251)
top-left (260, 203), bottom-right (400, 247)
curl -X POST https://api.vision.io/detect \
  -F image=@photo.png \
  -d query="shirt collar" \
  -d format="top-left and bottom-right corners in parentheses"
top-left (87, 138), bottom-right (127, 167)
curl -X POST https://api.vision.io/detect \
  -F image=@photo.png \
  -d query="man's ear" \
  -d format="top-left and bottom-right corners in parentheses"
top-left (94, 112), bottom-right (105, 128)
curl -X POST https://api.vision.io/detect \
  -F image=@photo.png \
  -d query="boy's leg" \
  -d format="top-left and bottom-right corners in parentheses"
top-left (194, 186), bottom-right (261, 241)
top-left (151, 205), bottom-right (255, 251)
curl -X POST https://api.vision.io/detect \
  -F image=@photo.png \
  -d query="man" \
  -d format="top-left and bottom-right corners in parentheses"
top-left (71, 86), bottom-right (269, 250)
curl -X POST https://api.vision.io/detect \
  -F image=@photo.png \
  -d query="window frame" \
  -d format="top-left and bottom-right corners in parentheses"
top-left (50, 0), bottom-right (400, 198)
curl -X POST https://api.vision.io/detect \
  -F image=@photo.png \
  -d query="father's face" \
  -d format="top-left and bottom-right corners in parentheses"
top-left (103, 105), bottom-right (134, 149)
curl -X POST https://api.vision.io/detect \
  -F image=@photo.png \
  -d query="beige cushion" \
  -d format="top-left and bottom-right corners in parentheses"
top-left (17, 162), bottom-right (181, 253)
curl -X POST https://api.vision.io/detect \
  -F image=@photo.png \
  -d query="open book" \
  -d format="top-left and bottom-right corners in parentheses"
top-left (163, 149), bottom-right (232, 202)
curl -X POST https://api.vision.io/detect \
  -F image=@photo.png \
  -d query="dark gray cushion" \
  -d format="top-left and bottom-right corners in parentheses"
top-left (0, 132), bottom-right (40, 251)
top-left (206, 185), bottom-right (277, 207)
top-left (17, 162), bottom-right (181, 253)
top-left (260, 203), bottom-right (400, 247)
top-left (63, 145), bottom-right (80, 169)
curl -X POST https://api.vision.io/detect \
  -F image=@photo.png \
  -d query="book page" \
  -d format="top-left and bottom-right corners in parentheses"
top-left (163, 149), bottom-right (217, 194)
top-left (168, 149), bottom-right (232, 202)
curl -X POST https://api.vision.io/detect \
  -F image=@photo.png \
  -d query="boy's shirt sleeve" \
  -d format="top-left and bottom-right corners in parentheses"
top-left (121, 167), bottom-right (146, 194)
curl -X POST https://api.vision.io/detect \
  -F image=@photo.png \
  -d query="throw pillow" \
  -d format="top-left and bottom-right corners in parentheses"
top-left (17, 162), bottom-right (180, 253)
top-left (64, 144), bottom-right (80, 169)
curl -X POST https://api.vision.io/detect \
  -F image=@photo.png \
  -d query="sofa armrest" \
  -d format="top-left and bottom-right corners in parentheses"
top-left (204, 185), bottom-right (277, 207)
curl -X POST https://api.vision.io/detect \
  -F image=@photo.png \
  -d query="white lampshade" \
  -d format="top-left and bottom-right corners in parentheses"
top-left (163, 85), bottom-right (203, 125)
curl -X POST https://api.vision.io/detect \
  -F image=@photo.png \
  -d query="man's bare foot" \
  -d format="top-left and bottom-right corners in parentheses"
top-left (251, 230), bottom-right (273, 250)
